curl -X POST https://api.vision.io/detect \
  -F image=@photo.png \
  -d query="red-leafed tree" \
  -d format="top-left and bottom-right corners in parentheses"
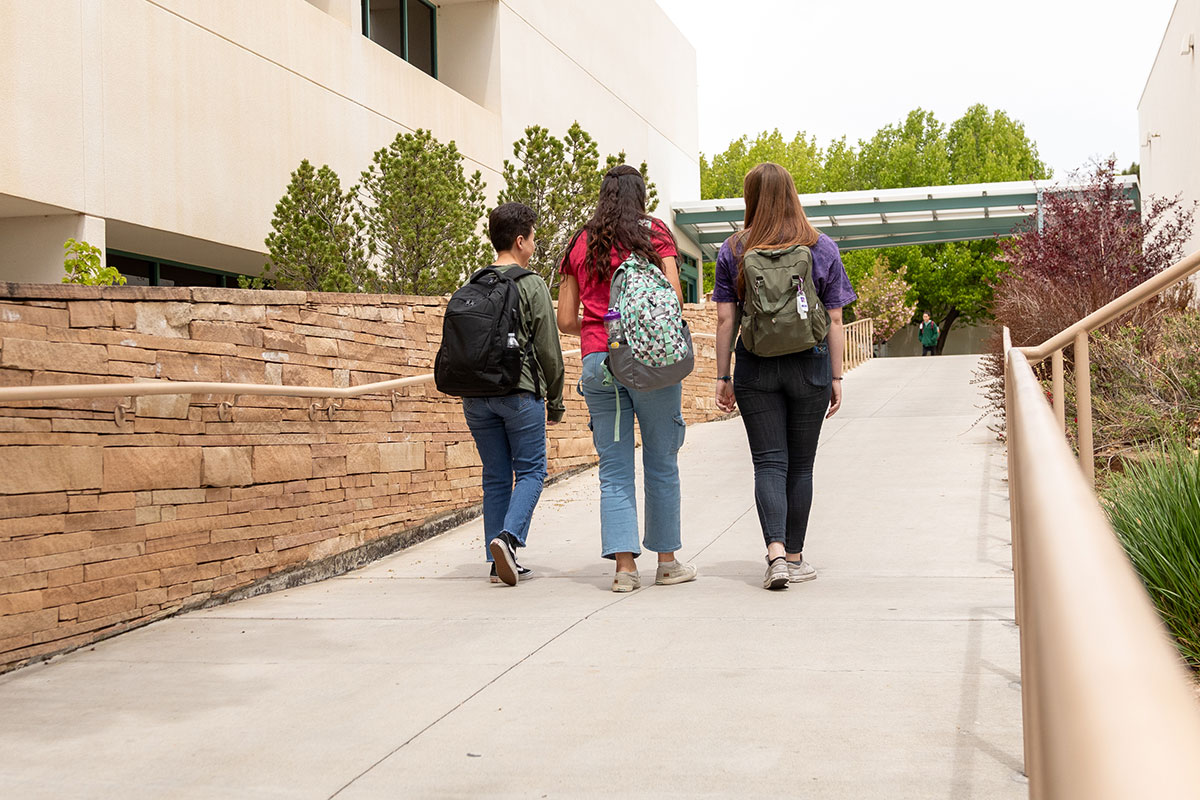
top-left (978, 159), bottom-right (1196, 439)
top-left (995, 158), bottom-right (1195, 349)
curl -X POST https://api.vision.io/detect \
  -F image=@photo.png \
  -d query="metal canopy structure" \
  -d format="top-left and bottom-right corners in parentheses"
top-left (673, 176), bottom-right (1141, 261)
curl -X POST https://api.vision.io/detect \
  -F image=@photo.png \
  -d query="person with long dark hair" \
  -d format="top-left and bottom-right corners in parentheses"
top-left (557, 165), bottom-right (698, 592)
top-left (713, 163), bottom-right (857, 590)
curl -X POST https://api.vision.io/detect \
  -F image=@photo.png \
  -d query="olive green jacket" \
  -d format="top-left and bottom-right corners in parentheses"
top-left (497, 265), bottom-right (565, 422)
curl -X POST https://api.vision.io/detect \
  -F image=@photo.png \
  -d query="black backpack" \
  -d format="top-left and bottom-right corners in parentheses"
top-left (434, 266), bottom-right (540, 397)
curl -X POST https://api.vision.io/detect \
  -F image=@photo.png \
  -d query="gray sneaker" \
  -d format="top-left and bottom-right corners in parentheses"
top-left (787, 559), bottom-right (817, 583)
top-left (612, 571), bottom-right (641, 593)
top-left (763, 557), bottom-right (789, 590)
top-left (655, 560), bottom-right (698, 585)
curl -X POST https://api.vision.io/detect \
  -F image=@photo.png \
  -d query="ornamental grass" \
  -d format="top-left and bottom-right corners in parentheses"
top-left (1104, 442), bottom-right (1200, 669)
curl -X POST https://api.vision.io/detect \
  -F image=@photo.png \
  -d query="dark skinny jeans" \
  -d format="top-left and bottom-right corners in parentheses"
top-left (734, 341), bottom-right (832, 554)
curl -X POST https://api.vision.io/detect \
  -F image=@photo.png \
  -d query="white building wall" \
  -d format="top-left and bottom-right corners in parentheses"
top-left (0, 0), bottom-right (700, 284)
top-left (1139, 0), bottom-right (1200, 258)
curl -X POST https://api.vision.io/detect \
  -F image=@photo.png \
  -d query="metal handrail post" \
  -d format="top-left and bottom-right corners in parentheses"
top-left (1074, 332), bottom-right (1094, 485)
top-left (1051, 349), bottom-right (1065, 433)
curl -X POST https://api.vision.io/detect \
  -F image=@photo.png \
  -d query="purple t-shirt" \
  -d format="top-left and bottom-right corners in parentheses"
top-left (713, 233), bottom-right (857, 309)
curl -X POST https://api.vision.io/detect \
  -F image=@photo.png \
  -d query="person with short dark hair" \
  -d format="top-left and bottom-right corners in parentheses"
top-left (463, 202), bottom-right (564, 586)
top-left (919, 312), bottom-right (939, 356)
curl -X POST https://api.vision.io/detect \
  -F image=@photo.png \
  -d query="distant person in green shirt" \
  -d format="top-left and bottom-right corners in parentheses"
top-left (919, 312), bottom-right (939, 356)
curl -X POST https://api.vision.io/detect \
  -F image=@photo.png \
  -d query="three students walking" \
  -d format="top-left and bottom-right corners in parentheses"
top-left (439, 161), bottom-right (854, 592)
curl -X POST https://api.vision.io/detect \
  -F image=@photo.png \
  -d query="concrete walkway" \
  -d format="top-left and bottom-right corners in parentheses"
top-left (0, 355), bottom-right (1026, 799)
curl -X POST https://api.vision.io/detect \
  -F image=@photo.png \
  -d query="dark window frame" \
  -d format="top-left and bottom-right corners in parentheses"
top-left (107, 249), bottom-right (249, 288)
top-left (361, 0), bottom-right (438, 79)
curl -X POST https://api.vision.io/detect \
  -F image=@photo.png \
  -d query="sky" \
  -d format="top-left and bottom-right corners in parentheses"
top-left (654, 0), bottom-right (1180, 178)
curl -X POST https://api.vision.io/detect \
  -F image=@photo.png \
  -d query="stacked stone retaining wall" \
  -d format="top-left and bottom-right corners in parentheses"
top-left (0, 284), bottom-right (722, 671)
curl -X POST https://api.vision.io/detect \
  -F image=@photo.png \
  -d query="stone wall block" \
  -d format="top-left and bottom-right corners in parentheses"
top-left (68, 301), bottom-right (114, 328)
top-left (0, 339), bottom-right (108, 372)
top-left (262, 330), bottom-right (306, 354)
top-left (346, 444), bottom-right (381, 474)
top-left (134, 390), bottom-right (191, 420)
top-left (203, 447), bottom-right (253, 487)
top-left (155, 352), bottom-right (223, 382)
top-left (135, 303), bottom-right (193, 338)
top-left (252, 445), bottom-right (313, 483)
top-left (445, 441), bottom-right (481, 469)
top-left (101, 447), bottom-right (202, 492)
top-left (0, 446), bottom-right (103, 494)
top-left (380, 441), bottom-right (425, 472)
top-left (191, 304), bottom-right (267, 323)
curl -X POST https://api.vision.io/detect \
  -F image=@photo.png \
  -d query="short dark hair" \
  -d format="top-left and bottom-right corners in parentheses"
top-left (488, 203), bottom-right (537, 253)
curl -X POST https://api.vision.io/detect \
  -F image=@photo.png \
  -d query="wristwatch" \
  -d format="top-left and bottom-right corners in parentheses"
top-left (717, 375), bottom-right (732, 383)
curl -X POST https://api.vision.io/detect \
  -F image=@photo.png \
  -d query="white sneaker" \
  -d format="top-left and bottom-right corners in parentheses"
top-left (655, 560), bottom-right (698, 585)
top-left (763, 557), bottom-right (789, 590)
top-left (787, 559), bottom-right (817, 583)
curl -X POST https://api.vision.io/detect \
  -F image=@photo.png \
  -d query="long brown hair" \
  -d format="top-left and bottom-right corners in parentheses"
top-left (734, 162), bottom-right (820, 299)
top-left (579, 165), bottom-right (665, 281)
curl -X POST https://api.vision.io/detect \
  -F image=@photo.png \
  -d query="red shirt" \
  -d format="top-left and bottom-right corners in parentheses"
top-left (560, 217), bottom-right (679, 356)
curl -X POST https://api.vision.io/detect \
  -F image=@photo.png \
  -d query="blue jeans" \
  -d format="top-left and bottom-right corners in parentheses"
top-left (734, 341), bottom-right (832, 554)
top-left (462, 393), bottom-right (547, 562)
top-left (579, 352), bottom-right (686, 559)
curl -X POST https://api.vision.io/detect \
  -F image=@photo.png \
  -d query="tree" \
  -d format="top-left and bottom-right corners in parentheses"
top-left (853, 108), bottom-right (950, 191)
top-left (946, 104), bottom-right (1049, 184)
top-left (261, 160), bottom-right (367, 292)
top-left (495, 122), bottom-right (659, 290)
top-left (496, 123), bottom-right (600, 287)
top-left (359, 129), bottom-right (489, 296)
top-left (62, 238), bottom-right (125, 286)
top-left (851, 258), bottom-right (917, 345)
top-left (997, 158), bottom-right (1196, 347)
top-left (701, 105), bottom-right (1051, 350)
top-left (605, 151), bottom-right (659, 213)
top-left (700, 129), bottom-right (823, 199)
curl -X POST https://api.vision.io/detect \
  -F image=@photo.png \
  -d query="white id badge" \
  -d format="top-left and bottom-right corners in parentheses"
top-left (796, 280), bottom-right (809, 319)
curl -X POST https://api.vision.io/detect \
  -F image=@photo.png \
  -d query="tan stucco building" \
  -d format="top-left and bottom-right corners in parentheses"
top-left (0, 0), bottom-right (701, 294)
top-left (1139, 0), bottom-right (1200, 257)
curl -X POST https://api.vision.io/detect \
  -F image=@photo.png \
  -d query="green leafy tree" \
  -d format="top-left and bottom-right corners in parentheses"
top-left (700, 129), bottom-right (823, 199)
top-left (260, 159), bottom-right (368, 293)
top-left (946, 104), bottom-right (1049, 184)
top-left (62, 238), bottom-right (126, 286)
top-left (853, 108), bottom-right (951, 191)
top-left (359, 129), bottom-right (488, 295)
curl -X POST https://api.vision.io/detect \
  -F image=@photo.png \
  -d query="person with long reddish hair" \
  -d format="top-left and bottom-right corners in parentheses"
top-left (557, 165), bottom-right (698, 593)
top-left (713, 163), bottom-right (857, 590)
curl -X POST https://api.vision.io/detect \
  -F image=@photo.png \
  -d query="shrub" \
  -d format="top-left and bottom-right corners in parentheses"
top-left (850, 257), bottom-right (917, 344)
top-left (975, 158), bottom-right (1196, 438)
top-left (1103, 442), bottom-right (1200, 668)
top-left (62, 238), bottom-right (126, 286)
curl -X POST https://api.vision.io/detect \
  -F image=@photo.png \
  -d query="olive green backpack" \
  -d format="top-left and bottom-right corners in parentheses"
top-left (734, 243), bottom-right (830, 356)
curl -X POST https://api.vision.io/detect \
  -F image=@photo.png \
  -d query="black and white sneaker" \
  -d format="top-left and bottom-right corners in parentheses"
top-left (489, 563), bottom-right (532, 584)
top-left (488, 532), bottom-right (523, 586)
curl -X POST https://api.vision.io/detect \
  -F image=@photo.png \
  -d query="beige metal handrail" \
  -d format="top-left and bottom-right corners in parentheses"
top-left (0, 318), bottom-right (879, 410)
top-left (843, 318), bottom-right (874, 372)
top-left (1016, 247), bottom-right (1200, 484)
top-left (1004, 338), bottom-right (1200, 798)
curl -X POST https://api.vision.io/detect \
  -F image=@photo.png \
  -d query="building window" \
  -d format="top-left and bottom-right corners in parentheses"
top-left (677, 252), bottom-right (699, 304)
top-left (108, 251), bottom-right (249, 288)
top-left (362, 0), bottom-right (438, 78)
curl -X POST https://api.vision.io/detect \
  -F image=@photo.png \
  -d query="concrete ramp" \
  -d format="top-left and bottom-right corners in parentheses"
top-left (0, 355), bottom-right (1026, 799)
